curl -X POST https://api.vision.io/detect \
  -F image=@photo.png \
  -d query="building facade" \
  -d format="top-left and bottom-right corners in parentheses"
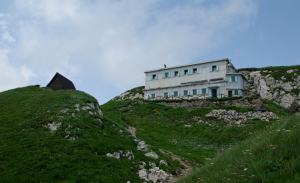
top-left (144, 58), bottom-right (247, 100)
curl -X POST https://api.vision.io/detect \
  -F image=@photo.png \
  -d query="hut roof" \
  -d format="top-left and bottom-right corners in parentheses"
top-left (46, 72), bottom-right (76, 90)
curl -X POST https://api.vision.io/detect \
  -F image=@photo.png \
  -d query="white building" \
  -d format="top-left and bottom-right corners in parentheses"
top-left (144, 58), bottom-right (247, 100)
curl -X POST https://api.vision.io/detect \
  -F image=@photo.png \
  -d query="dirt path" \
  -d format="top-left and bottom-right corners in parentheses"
top-left (159, 149), bottom-right (193, 182)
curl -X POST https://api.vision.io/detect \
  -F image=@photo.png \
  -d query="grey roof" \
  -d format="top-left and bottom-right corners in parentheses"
top-left (144, 58), bottom-right (229, 73)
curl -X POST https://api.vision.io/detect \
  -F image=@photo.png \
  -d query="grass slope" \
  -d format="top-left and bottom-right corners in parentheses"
top-left (177, 115), bottom-right (300, 183)
top-left (0, 86), bottom-right (155, 182)
top-left (101, 98), bottom-right (289, 179)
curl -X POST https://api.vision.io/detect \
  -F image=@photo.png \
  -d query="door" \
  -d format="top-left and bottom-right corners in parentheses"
top-left (228, 91), bottom-right (232, 97)
top-left (212, 89), bottom-right (217, 98)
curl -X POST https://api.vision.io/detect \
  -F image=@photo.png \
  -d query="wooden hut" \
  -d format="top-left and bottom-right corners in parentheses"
top-left (46, 72), bottom-right (76, 91)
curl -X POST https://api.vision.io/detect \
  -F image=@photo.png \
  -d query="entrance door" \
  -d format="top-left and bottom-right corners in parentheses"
top-left (212, 89), bottom-right (217, 98)
top-left (228, 91), bottom-right (232, 97)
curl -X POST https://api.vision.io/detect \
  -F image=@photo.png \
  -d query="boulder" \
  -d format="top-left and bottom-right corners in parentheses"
top-left (139, 169), bottom-right (148, 180)
top-left (280, 94), bottom-right (299, 112)
top-left (137, 141), bottom-right (149, 151)
top-left (145, 151), bottom-right (159, 159)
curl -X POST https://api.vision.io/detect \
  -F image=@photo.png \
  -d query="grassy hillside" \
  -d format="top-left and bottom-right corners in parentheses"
top-left (0, 86), bottom-right (164, 182)
top-left (1, 85), bottom-right (296, 182)
top-left (101, 96), bottom-right (290, 180)
top-left (177, 114), bottom-right (300, 183)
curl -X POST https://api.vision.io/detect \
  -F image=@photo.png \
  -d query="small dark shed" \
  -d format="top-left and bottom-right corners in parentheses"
top-left (46, 72), bottom-right (76, 91)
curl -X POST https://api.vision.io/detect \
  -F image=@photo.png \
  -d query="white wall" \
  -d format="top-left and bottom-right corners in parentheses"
top-left (145, 60), bottom-right (228, 89)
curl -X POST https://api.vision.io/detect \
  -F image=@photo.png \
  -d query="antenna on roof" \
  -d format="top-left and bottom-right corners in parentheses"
top-left (164, 64), bottom-right (166, 68)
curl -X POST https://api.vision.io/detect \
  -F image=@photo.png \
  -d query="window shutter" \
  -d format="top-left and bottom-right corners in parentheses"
top-left (172, 92), bottom-right (174, 96)
top-left (178, 71), bottom-right (180, 77)
top-left (208, 89), bottom-right (212, 97)
top-left (216, 65), bottom-right (219, 71)
top-left (199, 89), bottom-right (202, 94)
top-left (163, 73), bottom-right (165, 79)
top-left (235, 76), bottom-right (238, 83)
top-left (210, 66), bottom-right (212, 72)
top-left (172, 72), bottom-right (175, 77)
top-left (190, 90), bottom-right (193, 95)
top-left (197, 68), bottom-right (199, 74)
top-left (190, 69), bottom-right (193, 75)
top-left (150, 75), bottom-right (153, 81)
top-left (232, 90), bottom-right (235, 96)
top-left (162, 93), bottom-right (164, 98)
top-left (187, 70), bottom-right (190, 75)
top-left (217, 88), bottom-right (220, 98)
top-left (238, 90), bottom-right (241, 96)
top-left (182, 70), bottom-right (185, 76)
top-left (229, 76), bottom-right (231, 83)
top-left (168, 72), bottom-right (171, 78)
top-left (196, 89), bottom-right (198, 95)
top-left (206, 88), bottom-right (208, 94)
top-left (181, 91), bottom-right (184, 96)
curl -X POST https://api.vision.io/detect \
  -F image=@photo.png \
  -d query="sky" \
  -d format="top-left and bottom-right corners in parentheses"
top-left (0, 0), bottom-right (300, 104)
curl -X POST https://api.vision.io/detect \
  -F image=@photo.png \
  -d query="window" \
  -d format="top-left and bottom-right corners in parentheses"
top-left (184, 69), bottom-right (188, 75)
top-left (165, 72), bottom-right (169, 78)
top-left (229, 76), bottom-right (237, 83)
top-left (151, 94), bottom-right (155, 99)
top-left (193, 68), bottom-right (198, 74)
top-left (210, 65), bottom-right (218, 72)
top-left (202, 88), bottom-right (207, 94)
top-left (234, 90), bottom-right (238, 95)
top-left (193, 89), bottom-right (197, 95)
top-left (212, 65), bottom-right (217, 71)
top-left (202, 67), bottom-right (206, 73)
top-left (174, 91), bottom-right (178, 97)
top-left (164, 92), bottom-right (168, 98)
top-left (175, 71), bottom-right (179, 77)
top-left (184, 90), bottom-right (188, 96)
top-left (231, 76), bottom-right (235, 82)
top-left (151, 74), bottom-right (157, 80)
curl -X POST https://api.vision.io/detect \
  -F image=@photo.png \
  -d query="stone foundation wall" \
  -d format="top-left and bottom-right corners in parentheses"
top-left (158, 98), bottom-right (263, 110)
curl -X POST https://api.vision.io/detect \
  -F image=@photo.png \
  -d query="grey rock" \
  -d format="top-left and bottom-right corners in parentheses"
top-left (44, 122), bottom-right (62, 132)
top-left (137, 141), bottom-right (149, 151)
top-left (87, 103), bottom-right (95, 108)
top-left (81, 106), bottom-right (91, 110)
top-left (60, 109), bottom-right (69, 113)
top-left (106, 152), bottom-right (120, 159)
top-left (72, 113), bottom-right (75, 117)
top-left (184, 124), bottom-right (192, 127)
top-left (89, 111), bottom-right (94, 115)
top-left (281, 83), bottom-right (293, 91)
top-left (145, 151), bottom-right (159, 159)
top-left (97, 105), bottom-right (103, 116)
top-left (159, 160), bottom-right (168, 166)
top-left (287, 69), bottom-right (294, 73)
top-left (138, 169), bottom-right (148, 180)
top-left (149, 162), bottom-right (157, 168)
top-left (139, 161), bottom-right (146, 169)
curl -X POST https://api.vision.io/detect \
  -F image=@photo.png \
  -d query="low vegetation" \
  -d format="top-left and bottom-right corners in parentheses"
top-left (0, 85), bottom-right (298, 182)
top-left (177, 115), bottom-right (300, 183)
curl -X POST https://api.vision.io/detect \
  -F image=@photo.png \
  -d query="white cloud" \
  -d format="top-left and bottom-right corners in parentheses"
top-left (4, 0), bottom-right (258, 93)
top-left (0, 49), bottom-right (28, 92)
top-left (20, 65), bottom-right (36, 81)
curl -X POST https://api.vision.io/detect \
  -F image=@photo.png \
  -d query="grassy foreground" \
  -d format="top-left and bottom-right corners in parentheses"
top-left (177, 115), bottom-right (300, 183)
top-left (0, 86), bottom-right (163, 182)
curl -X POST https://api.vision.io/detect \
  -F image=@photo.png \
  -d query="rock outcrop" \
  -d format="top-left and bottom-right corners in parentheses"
top-left (239, 69), bottom-right (300, 112)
